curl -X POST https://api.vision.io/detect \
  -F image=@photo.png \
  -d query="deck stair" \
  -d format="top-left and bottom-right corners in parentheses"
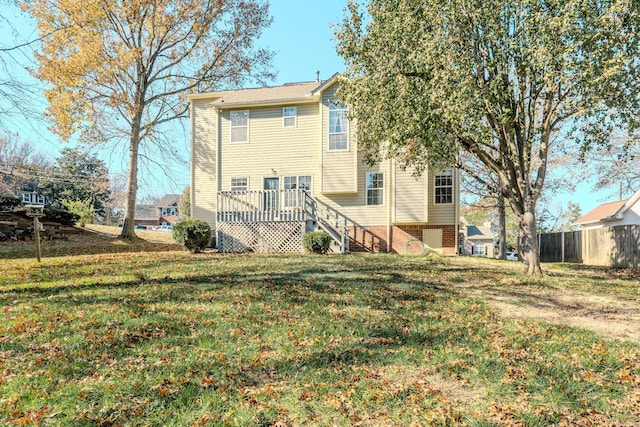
top-left (303, 193), bottom-right (351, 254)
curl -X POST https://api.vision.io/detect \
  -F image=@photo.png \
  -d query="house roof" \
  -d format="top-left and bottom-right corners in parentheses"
top-left (157, 194), bottom-right (181, 207)
top-left (135, 205), bottom-right (159, 221)
top-left (161, 215), bottom-right (180, 224)
top-left (573, 188), bottom-right (640, 225)
top-left (573, 200), bottom-right (626, 225)
top-left (465, 225), bottom-right (494, 241)
top-left (186, 73), bottom-right (340, 108)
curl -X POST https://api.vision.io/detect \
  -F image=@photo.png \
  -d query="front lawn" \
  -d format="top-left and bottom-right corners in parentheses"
top-left (0, 246), bottom-right (638, 425)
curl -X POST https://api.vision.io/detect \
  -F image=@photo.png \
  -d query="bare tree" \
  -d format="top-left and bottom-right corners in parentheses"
top-left (26, 0), bottom-right (275, 240)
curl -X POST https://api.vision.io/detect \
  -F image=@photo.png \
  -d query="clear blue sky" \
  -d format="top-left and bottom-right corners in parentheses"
top-left (261, 0), bottom-right (347, 85)
top-left (0, 0), bottom-right (623, 215)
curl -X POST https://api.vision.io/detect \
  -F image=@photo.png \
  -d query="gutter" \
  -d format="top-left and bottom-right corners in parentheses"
top-left (387, 157), bottom-right (393, 253)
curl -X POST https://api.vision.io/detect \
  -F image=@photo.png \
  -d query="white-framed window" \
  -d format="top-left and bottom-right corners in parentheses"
top-left (298, 175), bottom-right (311, 191)
top-left (329, 103), bottom-right (348, 151)
top-left (283, 107), bottom-right (296, 127)
top-left (230, 177), bottom-right (248, 192)
top-left (161, 207), bottom-right (177, 216)
top-left (22, 193), bottom-right (31, 203)
top-left (283, 175), bottom-right (311, 207)
top-left (283, 176), bottom-right (297, 190)
top-left (230, 110), bottom-right (249, 143)
top-left (366, 172), bottom-right (384, 206)
top-left (36, 195), bottom-right (45, 205)
top-left (434, 170), bottom-right (454, 204)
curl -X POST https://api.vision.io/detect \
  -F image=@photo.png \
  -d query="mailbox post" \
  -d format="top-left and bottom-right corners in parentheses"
top-left (25, 205), bottom-right (45, 262)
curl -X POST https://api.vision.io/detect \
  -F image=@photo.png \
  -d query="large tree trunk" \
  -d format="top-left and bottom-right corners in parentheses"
top-left (119, 74), bottom-right (146, 241)
top-left (519, 210), bottom-right (542, 276)
top-left (119, 100), bottom-right (143, 241)
top-left (119, 132), bottom-right (140, 241)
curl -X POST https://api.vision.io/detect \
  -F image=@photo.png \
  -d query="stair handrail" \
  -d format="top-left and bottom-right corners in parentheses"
top-left (303, 192), bottom-right (358, 254)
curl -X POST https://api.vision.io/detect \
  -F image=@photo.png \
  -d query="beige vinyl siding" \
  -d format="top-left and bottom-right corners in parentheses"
top-left (321, 84), bottom-right (357, 194)
top-left (426, 169), bottom-right (458, 225)
top-left (191, 99), bottom-right (218, 227)
top-left (191, 78), bottom-right (460, 233)
top-left (394, 166), bottom-right (427, 223)
top-left (315, 157), bottom-right (390, 226)
top-left (218, 104), bottom-right (320, 191)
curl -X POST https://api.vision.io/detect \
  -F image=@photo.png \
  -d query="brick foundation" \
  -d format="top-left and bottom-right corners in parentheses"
top-left (348, 224), bottom-right (458, 255)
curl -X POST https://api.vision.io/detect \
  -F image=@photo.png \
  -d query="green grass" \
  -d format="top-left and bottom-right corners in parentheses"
top-left (0, 233), bottom-right (639, 426)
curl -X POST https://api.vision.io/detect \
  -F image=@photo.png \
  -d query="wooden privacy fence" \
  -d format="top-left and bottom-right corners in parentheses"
top-left (539, 231), bottom-right (583, 263)
top-left (539, 224), bottom-right (640, 268)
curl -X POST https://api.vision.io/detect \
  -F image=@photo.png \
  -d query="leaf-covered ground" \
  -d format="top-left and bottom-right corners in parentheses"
top-left (0, 231), bottom-right (638, 426)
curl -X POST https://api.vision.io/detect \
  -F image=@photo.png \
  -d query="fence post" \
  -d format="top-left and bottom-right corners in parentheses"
top-left (538, 233), bottom-right (541, 256)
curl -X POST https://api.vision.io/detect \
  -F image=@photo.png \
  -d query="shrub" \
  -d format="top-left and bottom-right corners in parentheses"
top-left (44, 208), bottom-right (79, 226)
top-left (0, 195), bottom-right (21, 211)
top-left (302, 231), bottom-right (332, 254)
top-left (172, 219), bottom-right (211, 253)
top-left (61, 198), bottom-right (94, 227)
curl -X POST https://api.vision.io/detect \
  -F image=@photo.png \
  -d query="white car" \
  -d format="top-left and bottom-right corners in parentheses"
top-left (506, 251), bottom-right (518, 261)
top-left (155, 224), bottom-right (173, 232)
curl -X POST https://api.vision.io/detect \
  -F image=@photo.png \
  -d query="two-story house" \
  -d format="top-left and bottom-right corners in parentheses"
top-left (188, 74), bottom-right (459, 254)
top-left (133, 194), bottom-right (182, 227)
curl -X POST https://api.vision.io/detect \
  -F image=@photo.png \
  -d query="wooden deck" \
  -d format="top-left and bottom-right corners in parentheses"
top-left (216, 190), bottom-right (355, 254)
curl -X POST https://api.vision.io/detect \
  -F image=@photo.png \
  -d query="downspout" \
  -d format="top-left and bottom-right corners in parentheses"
top-left (216, 106), bottom-right (223, 249)
top-left (189, 99), bottom-right (195, 219)
top-left (387, 157), bottom-right (393, 253)
top-left (189, 99), bottom-right (196, 219)
top-left (455, 168), bottom-right (460, 255)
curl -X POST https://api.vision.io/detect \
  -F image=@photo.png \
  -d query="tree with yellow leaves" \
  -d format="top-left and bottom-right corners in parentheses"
top-left (25, 0), bottom-right (274, 240)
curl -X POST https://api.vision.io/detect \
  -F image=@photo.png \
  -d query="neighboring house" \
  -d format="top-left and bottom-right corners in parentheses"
top-left (18, 182), bottom-right (45, 205)
top-left (133, 194), bottom-right (181, 227)
top-left (573, 188), bottom-right (640, 230)
top-left (460, 221), bottom-right (495, 257)
top-left (157, 194), bottom-right (181, 225)
top-left (19, 191), bottom-right (45, 205)
top-left (187, 74), bottom-right (460, 254)
top-left (134, 205), bottom-right (161, 227)
top-left (463, 225), bottom-right (494, 258)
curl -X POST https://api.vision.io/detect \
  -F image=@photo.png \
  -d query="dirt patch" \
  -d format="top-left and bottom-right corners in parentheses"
top-left (368, 364), bottom-right (486, 407)
top-left (453, 265), bottom-right (640, 343)
top-left (485, 294), bottom-right (640, 342)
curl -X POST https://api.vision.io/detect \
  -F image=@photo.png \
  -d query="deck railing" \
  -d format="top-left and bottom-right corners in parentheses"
top-left (217, 190), bottom-right (306, 222)
top-left (303, 193), bottom-right (355, 253)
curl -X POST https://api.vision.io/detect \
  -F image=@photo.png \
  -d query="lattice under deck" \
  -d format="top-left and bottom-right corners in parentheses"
top-left (217, 221), bottom-right (305, 253)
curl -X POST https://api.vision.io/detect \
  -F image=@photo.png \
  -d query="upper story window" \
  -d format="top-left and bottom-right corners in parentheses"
top-left (366, 172), bottom-right (384, 206)
top-left (329, 103), bottom-right (348, 151)
top-left (230, 110), bottom-right (249, 143)
top-left (161, 207), bottom-right (177, 216)
top-left (434, 170), bottom-right (454, 204)
top-left (230, 177), bottom-right (248, 192)
top-left (283, 107), bottom-right (296, 127)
